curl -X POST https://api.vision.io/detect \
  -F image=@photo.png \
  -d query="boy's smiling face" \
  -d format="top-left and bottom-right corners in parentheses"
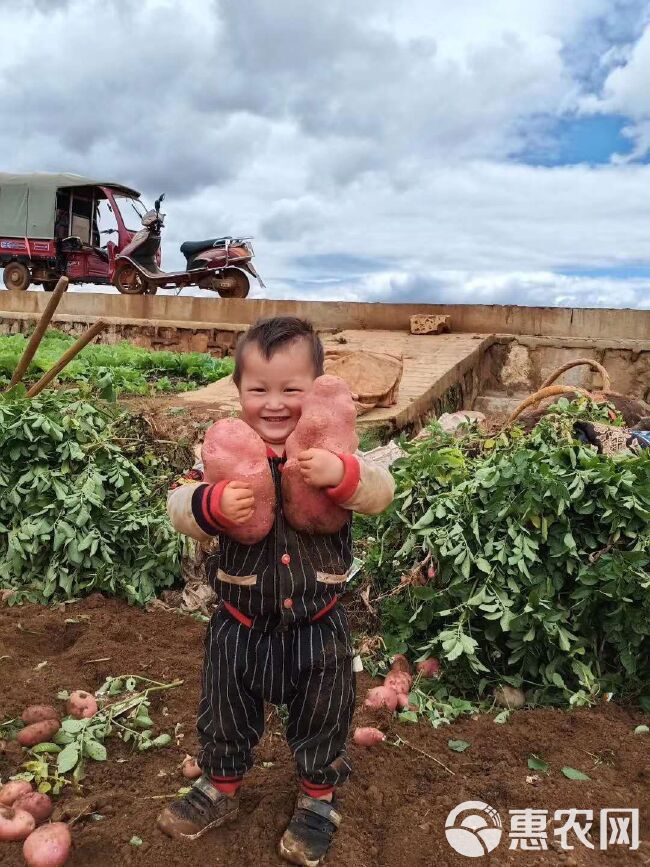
top-left (237, 338), bottom-right (317, 450)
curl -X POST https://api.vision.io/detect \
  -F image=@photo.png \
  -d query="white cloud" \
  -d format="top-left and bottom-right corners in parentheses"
top-left (353, 269), bottom-right (650, 308)
top-left (73, 267), bottom-right (649, 310)
top-left (175, 158), bottom-right (650, 276)
top-left (583, 19), bottom-right (650, 118)
top-left (579, 14), bottom-right (650, 159)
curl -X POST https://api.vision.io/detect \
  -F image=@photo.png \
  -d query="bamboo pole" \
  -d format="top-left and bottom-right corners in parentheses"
top-left (8, 276), bottom-right (69, 388)
top-left (26, 319), bottom-right (108, 398)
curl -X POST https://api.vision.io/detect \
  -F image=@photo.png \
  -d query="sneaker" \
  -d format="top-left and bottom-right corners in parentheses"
top-left (278, 794), bottom-right (342, 867)
top-left (156, 775), bottom-right (240, 841)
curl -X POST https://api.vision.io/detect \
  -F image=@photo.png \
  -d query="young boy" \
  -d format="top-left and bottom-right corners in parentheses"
top-left (157, 316), bottom-right (394, 866)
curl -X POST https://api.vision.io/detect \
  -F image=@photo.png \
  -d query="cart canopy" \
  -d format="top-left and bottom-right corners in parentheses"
top-left (0, 173), bottom-right (140, 239)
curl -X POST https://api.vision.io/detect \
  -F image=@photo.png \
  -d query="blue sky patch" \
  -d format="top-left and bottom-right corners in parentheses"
top-left (517, 114), bottom-right (635, 167)
top-left (558, 265), bottom-right (650, 279)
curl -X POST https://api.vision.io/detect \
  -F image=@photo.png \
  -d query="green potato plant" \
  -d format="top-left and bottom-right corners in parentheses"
top-left (361, 400), bottom-right (650, 709)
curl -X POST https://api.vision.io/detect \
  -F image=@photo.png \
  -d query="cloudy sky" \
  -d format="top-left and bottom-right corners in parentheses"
top-left (3, 0), bottom-right (650, 308)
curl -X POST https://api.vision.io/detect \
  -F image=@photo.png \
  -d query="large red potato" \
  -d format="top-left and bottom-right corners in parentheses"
top-left (0, 805), bottom-right (36, 841)
top-left (17, 720), bottom-right (61, 747)
top-left (283, 376), bottom-right (358, 534)
top-left (202, 418), bottom-right (275, 544)
top-left (0, 780), bottom-right (33, 806)
top-left (363, 686), bottom-right (399, 712)
top-left (14, 793), bottom-right (53, 825)
top-left (66, 691), bottom-right (97, 720)
top-left (23, 822), bottom-right (71, 867)
top-left (384, 671), bottom-right (412, 695)
top-left (21, 707), bottom-right (59, 726)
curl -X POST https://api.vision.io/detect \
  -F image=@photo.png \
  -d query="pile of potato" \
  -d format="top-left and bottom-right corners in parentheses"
top-left (0, 779), bottom-right (70, 866)
top-left (0, 691), bottom-right (98, 866)
top-left (353, 654), bottom-right (441, 747)
top-left (362, 654), bottom-right (441, 713)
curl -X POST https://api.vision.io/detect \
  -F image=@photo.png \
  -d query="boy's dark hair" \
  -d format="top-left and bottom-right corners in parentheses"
top-left (233, 316), bottom-right (324, 387)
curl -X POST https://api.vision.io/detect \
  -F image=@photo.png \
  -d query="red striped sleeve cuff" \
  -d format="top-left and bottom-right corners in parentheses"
top-left (191, 481), bottom-right (239, 535)
top-left (326, 454), bottom-right (360, 505)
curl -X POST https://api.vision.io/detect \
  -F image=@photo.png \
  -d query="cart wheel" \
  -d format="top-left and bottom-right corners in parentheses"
top-left (214, 268), bottom-right (250, 298)
top-left (114, 263), bottom-right (151, 295)
top-left (3, 262), bottom-right (31, 291)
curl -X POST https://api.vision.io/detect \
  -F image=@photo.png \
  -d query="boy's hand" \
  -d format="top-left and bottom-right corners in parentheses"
top-left (220, 481), bottom-right (255, 525)
top-left (297, 449), bottom-right (345, 488)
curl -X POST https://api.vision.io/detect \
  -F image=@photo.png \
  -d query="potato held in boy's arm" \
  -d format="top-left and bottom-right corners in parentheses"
top-left (202, 417), bottom-right (275, 544)
top-left (283, 375), bottom-right (359, 533)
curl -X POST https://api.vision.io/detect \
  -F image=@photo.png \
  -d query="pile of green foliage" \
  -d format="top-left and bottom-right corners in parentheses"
top-left (362, 399), bottom-right (650, 707)
top-left (0, 388), bottom-right (187, 604)
top-left (0, 329), bottom-right (233, 397)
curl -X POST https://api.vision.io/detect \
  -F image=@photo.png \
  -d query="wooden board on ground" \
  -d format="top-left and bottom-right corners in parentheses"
top-left (173, 330), bottom-right (495, 430)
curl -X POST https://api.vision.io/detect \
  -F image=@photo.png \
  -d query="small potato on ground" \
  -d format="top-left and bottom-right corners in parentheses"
top-left (66, 690), bottom-right (98, 720)
top-left (0, 805), bottom-right (36, 842)
top-left (17, 720), bottom-right (61, 748)
top-left (181, 756), bottom-right (201, 780)
top-left (21, 706), bottom-right (59, 726)
top-left (390, 654), bottom-right (411, 674)
top-left (14, 793), bottom-right (53, 825)
top-left (23, 822), bottom-right (71, 867)
top-left (353, 727), bottom-right (386, 747)
top-left (416, 658), bottom-right (441, 679)
top-left (0, 780), bottom-right (33, 806)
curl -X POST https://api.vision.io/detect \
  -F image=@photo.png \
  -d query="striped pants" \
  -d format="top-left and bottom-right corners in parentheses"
top-left (197, 604), bottom-right (356, 787)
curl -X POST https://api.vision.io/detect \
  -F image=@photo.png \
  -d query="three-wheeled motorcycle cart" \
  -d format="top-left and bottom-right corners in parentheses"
top-left (0, 173), bottom-right (262, 296)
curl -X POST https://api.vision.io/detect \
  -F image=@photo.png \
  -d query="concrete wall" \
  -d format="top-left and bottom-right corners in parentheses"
top-left (0, 313), bottom-right (241, 356)
top-left (1, 291), bottom-right (647, 403)
top-left (1, 289), bottom-right (649, 340)
top-left (487, 337), bottom-right (650, 401)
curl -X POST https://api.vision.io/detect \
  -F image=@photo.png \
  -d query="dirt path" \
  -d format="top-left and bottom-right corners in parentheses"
top-left (1, 598), bottom-right (648, 866)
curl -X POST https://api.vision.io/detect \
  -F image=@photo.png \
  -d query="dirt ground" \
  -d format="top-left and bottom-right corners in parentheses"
top-left (118, 397), bottom-right (229, 448)
top-left (1, 597), bottom-right (648, 867)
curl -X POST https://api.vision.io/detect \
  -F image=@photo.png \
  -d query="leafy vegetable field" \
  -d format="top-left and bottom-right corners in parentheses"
top-left (361, 400), bottom-right (650, 711)
top-left (0, 389), bottom-right (188, 605)
top-left (0, 330), bottom-right (233, 397)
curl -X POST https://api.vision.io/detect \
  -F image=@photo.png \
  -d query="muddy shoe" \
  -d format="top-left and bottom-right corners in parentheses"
top-left (156, 776), bottom-right (239, 841)
top-left (278, 795), bottom-right (342, 866)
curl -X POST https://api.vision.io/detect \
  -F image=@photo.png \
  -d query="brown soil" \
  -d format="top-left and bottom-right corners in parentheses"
top-left (1, 597), bottom-right (648, 867)
top-left (118, 397), bottom-right (221, 452)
